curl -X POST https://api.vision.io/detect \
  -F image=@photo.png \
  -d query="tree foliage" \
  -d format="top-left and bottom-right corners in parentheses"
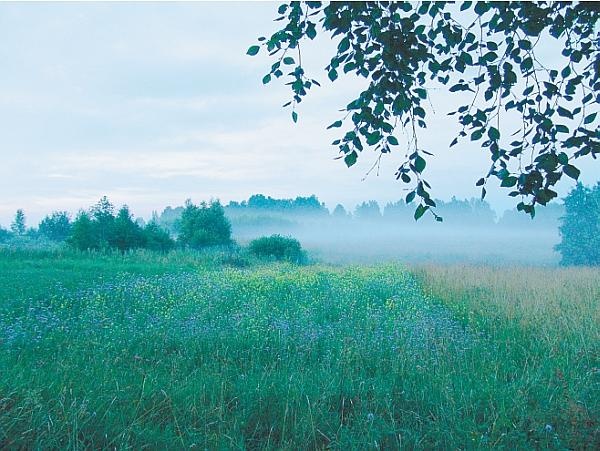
top-left (248, 234), bottom-right (307, 263)
top-left (68, 197), bottom-right (175, 252)
top-left (91, 196), bottom-right (116, 246)
top-left (38, 211), bottom-right (72, 242)
top-left (177, 200), bottom-right (232, 248)
top-left (249, 1), bottom-right (599, 219)
top-left (143, 220), bottom-right (176, 252)
top-left (227, 194), bottom-right (328, 215)
top-left (555, 183), bottom-right (600, 265)
top-left (0, 226), bottom-right (10, 243)
top-left (69, 211), bottom-right (99, 251)
top-left (10, 209), bottom-right (26, 236)
top-left (332, 203), bottom-right (349, 218)
top-left (109, 206), bottom-right (146, 252)
top-left (354, 200), bottom-right (382, 220)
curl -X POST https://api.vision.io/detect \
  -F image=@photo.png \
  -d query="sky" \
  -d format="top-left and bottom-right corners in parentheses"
top-left (0, 2), bottom-right (597, 226)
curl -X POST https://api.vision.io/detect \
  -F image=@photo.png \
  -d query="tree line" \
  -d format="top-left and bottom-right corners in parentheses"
top-left (1, 183), bottom-right (598, 265)
top-left (0, 197), bottom-right (232, 252)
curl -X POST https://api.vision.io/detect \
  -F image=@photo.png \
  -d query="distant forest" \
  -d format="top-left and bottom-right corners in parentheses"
top-left (156, 194), bottom-right (564, 235)
top-left (1, 193), bottom-right (564, 246)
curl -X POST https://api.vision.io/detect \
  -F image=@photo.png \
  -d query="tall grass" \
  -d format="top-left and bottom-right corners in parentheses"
top-left (0, 250), bottom-right (597, 449)
top-left (414, 265), bottom-right (600, 448)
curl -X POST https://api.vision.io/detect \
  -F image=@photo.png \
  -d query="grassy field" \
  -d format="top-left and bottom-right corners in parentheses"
top-left (0, 249), bottom-right (598, 449)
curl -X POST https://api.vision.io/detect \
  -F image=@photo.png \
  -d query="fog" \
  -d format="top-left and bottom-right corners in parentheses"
top-left (230, 217), bottom-right (559, 266)
top-left (157, 196), bottom-right (562, 266)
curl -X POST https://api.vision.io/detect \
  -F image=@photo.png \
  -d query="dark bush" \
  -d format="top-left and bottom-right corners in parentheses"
top-left (248, 234), bottom-right (306, 263)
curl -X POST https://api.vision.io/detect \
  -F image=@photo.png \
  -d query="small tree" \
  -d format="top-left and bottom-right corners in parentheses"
top-left (91, 196), bottom-right (115, 246)
top-left (69, 211), bottom-right (99, 251)
top-left (332, 204), bottom-right (349, 219)
top-left (10, 209), bottom-right (26, 236)
top-left (178, 200), bottom-right (232, 248)
top-left (109, 206), bottom-right (146, 252)
top-left (555, 183), bottom-right (600, 266)
top-left (39, 211), bottom-right (72, 241)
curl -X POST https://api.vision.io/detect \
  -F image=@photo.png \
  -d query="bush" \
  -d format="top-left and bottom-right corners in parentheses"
top-left (555, 183), bottom-right (600, 266)
top-left (177, 200), bottom-right (232, 248)
top-left (248, 235), bottom-right (306, 263)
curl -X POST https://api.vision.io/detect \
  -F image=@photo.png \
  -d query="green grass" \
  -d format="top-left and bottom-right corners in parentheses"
top-left (0, 249), bottom-right (598, 449)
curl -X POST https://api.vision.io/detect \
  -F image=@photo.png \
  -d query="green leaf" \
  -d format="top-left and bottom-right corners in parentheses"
top-left (557, 152), bottom-right (569, 165)
top-left (387, 136), bottom-right (399, 145)
top-left (406, 191), bottom-right (416, 204)
top-left (292, 111), bottom-right (298, 123)
top-left (328, 69), bottom-right (338, 82)
top-left (338, 37), bottom-right (350, 53)
top-left (471, 129), bottom-right (483, 141)
top-left (366, 132), bottom-right (381, 145)
top-left (262, 74), bottom-right (271, 84)
top-left (283, 57), bottom-right (295, 65)
top-left (584, 112), bottom-right (597, 124)
top-left (563, 164), bottom-right (580, 180)
top-left (327, 120), bottom-right (343, 129)
top-left (414, 155), bottom-right (426, 173)
top-left (557, 106), bottom-right (573, 119)
top-left (344, 151), bottom-right (357, 167)
top-left (247, 45), bottom-right (260, 56)
top-left (414, 204), bottom-right (427, 221)
top-left (488, 127), bottom-right (500, 140)
top-left (500, 176), bottom-right (517, 187)
top-left (521, 57), bottom-right (533, 71)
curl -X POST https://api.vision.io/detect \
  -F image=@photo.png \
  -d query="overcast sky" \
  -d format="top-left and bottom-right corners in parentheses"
top-left (0, 2), bottom-right (597, 226)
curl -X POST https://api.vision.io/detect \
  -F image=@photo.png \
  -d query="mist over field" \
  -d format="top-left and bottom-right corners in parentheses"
top-left (231, 215), bottom-right (560, 265)
top-left (147, 195), bottom-right (563, 266)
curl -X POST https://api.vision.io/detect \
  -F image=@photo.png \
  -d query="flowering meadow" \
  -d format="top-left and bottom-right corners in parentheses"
top-left (0, 249), bottom-right (597, 449)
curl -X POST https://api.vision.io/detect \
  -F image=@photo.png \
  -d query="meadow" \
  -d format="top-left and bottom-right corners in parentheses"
top-left (0, 249), bottom-right (598, 449)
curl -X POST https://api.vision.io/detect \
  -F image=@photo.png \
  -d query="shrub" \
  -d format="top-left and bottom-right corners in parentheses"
top-left (248, 234), bottom-right (306, 263)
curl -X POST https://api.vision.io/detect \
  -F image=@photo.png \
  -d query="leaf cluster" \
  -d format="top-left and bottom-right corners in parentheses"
top-left (250, 1), bottom-right (599, 219)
